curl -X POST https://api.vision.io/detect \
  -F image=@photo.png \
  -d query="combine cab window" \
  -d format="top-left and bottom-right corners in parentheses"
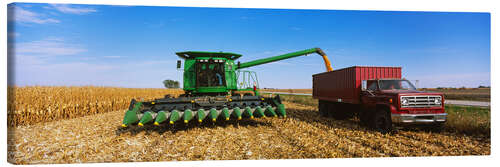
top-left (196, 60), bottom-right (226, 87)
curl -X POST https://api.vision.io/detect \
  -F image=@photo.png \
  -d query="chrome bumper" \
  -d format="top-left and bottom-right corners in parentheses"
top-left (391, 113), bottom-right (447, 124)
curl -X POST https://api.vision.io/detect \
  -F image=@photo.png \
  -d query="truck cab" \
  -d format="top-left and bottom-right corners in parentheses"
top-left (360, 79), bottom-right (447, 128)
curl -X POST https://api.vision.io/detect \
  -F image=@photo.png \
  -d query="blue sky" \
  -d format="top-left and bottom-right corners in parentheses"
top-left (8, 3), bottom-right (490, 88)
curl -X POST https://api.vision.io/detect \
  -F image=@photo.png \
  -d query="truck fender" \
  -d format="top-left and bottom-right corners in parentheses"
top-left (389, 104), bottom-right (398, 113)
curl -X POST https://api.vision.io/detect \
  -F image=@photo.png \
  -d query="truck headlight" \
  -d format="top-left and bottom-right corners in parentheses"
top-left (434, 98), bottom-right (441, 104)
top-left (401, 98), bottom-right (408, 105)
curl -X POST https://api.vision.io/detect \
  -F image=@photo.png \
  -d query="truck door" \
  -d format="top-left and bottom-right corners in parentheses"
top-left (361, 80), bottom-right (378, 109)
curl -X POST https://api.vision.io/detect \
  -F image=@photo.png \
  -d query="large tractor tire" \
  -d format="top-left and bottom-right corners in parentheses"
top-left (370, 109), bottom-right (393, 133)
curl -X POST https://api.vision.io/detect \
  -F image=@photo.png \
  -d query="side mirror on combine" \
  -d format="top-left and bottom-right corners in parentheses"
top-left (361, 80), bottom-right (367, 91)
top-left (177, 60), bottom-right (181, 69)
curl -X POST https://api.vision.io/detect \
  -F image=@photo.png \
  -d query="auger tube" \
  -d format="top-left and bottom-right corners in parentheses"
top-left (237, 48), bottom-right (333, 72)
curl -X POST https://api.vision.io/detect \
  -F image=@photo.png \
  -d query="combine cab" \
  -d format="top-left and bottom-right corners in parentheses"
top-left (122, 48), bottom-right (332, 127)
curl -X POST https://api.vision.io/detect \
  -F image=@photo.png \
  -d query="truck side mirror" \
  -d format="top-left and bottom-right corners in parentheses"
top-left (177, 60), bottom-right (181, 69)
top-left (361, 80), bottom-right (367, 91)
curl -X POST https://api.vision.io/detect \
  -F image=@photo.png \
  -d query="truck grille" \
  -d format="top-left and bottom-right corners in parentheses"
top-left (400, 96), bottom-right (442, 108)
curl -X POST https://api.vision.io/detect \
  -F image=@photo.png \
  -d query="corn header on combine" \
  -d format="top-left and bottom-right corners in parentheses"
top-left (121, 48), bottom-right (332, 127)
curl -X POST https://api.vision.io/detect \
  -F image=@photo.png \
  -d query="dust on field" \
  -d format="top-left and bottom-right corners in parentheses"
top-left (8, 102), bottom-right (490, 164)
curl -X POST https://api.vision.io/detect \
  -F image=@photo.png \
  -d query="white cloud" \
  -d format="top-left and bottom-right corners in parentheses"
top-left (15, 37), bottom-right (87, 56)
top-left (8, 6), bottom-right (60, 24)
top-left (14, 55), bottom-right (46, 65)
top-left (49, 4), bottom-right (97, 15)
top-left (103, 56), bottom-right (124, 58)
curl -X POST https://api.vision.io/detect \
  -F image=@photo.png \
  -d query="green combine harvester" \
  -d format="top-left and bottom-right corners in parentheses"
top-left (121, 48), bottom-right (332, 127)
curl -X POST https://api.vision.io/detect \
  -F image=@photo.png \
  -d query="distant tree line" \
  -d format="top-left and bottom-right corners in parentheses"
top-left (435, 85), bottom-right (490, 89)
top-left (163, 79), bottom-right (180, 88)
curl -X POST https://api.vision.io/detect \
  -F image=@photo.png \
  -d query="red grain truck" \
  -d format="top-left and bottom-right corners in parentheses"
top-left (313, 66), bottom-right (446, 133)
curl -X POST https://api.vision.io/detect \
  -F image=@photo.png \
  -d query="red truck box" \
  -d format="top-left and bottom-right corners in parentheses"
top-left (312, 66), bottom-right (401, 104)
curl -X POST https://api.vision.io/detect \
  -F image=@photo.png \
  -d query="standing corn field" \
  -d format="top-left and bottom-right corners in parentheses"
top-left (7, 86), bottom-right (183, 127)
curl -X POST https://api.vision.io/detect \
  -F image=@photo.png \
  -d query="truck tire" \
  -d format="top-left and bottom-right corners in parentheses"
top-left (318, 100), bottom-right (328, 117)
top-left (370, 109), bottom-right (392, 133)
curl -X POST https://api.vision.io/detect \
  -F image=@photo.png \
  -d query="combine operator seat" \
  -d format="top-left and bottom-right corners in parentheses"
top-left (195, 59), bottom-right (226, 87)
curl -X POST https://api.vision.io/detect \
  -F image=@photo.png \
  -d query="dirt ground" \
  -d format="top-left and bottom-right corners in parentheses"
top-left (7, 102), bottom-right (490, 164)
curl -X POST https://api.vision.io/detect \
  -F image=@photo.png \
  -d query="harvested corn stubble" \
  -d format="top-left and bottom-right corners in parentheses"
top-left (7, 87), bottom-right (490, 164)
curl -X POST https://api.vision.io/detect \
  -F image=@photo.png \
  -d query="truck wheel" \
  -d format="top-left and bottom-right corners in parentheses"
top-left (318, 101), bottom-right (328, 117)
top-left (370, 109), bottom-right (392, 133)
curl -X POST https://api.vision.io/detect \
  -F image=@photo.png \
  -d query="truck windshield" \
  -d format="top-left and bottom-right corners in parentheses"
top-left (378, 80), bottom-right (416, 90)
